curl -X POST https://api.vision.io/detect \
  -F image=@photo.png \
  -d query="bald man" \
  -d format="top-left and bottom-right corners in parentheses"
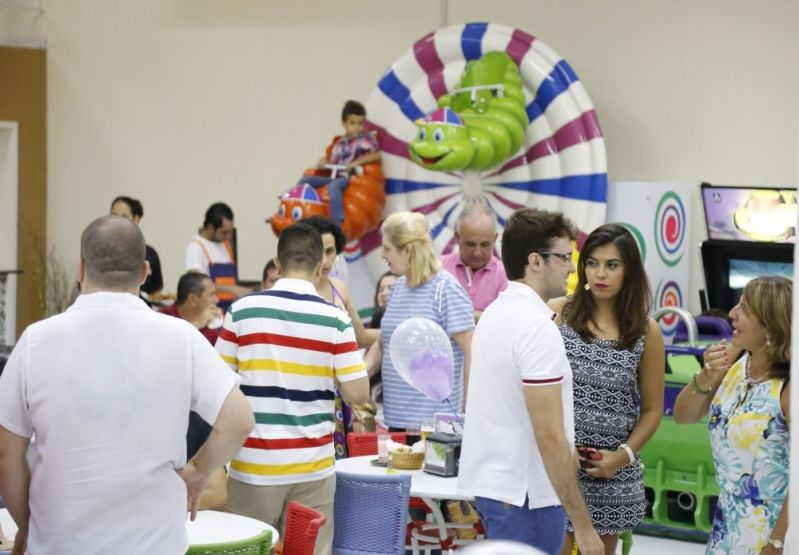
top-left (0, 215), bottom-right (254, 555)
top-left (441, 202), bottom-right (509, 321)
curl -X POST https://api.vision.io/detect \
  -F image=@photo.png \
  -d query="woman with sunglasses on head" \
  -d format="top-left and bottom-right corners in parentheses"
top-left (549, 224), bottom-right (665, 555)
top-left (674, 276), bottom-right (790, 554)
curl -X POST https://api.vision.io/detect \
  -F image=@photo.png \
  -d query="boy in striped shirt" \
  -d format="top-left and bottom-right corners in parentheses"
top-left (216, 223), bottom-right (369, 554)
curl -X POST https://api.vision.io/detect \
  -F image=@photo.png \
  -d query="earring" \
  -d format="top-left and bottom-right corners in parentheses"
top-left (584, 283), bottom-right (590, 291)
top-left (766, 335), bottom-right (772, 347)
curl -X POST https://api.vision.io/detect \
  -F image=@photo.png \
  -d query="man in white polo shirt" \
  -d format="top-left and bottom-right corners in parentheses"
top-left (459, 208), bottom-right (602, 555)
top-left (0, 216), bottom-right (254, 555)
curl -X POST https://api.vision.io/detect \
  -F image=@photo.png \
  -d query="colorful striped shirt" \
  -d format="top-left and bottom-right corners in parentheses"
top-left (381, 270), bottom-right (474, 428)
top-left (216, 278), bottom-right (366, 485)
top-left (329, 131), bottom-right (379, 166)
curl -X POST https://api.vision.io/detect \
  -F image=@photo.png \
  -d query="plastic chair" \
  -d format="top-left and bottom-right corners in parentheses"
top-left (345, 432), bottom-right (432, 532)
top-left (345, 432), bottom-right (406, 456)
top-left (408, 499), bottom-right (484, 554)
top-left (674, 315), bottom-right (733, 344)
top-left (280, 500), bottom-right (326, 555)
top-left (332, 471), bottom-right (411, 555)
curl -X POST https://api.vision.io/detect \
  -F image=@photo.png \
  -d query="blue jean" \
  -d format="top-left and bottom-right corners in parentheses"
top-left (475, 497), bottom-right (566, 555)
top-left (299, 175), bottom-right (349, 222)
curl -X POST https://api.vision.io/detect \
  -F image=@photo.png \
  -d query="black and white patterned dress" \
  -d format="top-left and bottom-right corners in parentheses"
top-left (559, 322), bottom-right (646, 535)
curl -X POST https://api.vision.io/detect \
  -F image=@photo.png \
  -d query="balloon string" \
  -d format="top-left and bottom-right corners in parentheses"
top-left (445, 398), bottom-right (465, 434)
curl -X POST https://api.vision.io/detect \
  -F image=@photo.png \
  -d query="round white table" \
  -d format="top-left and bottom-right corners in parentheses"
top-left (186, 510), bottom-right (278, 551)
top-left (0, 508), bottom-right (278, 553)
top-left (335, 456), bottom-right (477, 554)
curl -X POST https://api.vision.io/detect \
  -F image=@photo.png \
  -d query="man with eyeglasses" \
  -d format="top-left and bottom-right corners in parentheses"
top-left (459, 208), bottom-right (603, 555)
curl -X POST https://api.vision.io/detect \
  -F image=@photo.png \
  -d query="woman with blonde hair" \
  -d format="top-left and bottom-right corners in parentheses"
top-left (372, 211), bottom-right (474, 430)
top-left (674, 276), bottom-right (790, 554)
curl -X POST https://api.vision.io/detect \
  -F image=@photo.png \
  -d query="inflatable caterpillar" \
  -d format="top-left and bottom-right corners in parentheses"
top-left (270, 135), bottom-right (386, 243)
top-left (346, 22), bottom-right (608, 308)
top-left (409, 51), bottom-right (529, 171)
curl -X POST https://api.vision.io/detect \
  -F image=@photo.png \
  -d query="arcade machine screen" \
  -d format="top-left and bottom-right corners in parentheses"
top-left (701, 183), bottom-right (796, 313)
top-left (703, 185), bottom-right (796, 242)
top-left (728, 258), bottom-right (793, 289)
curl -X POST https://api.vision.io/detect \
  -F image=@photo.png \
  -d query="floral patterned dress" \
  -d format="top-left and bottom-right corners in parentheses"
top-left (707, 355), bottom-right (789, 554)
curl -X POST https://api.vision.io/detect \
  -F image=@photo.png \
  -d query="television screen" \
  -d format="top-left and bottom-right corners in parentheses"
top-left (728, 258), bottom-right (794, 291)
top-left (702, 185), bottom-right (797, 243)
top-left (702, 239), bottom-right (794, 313)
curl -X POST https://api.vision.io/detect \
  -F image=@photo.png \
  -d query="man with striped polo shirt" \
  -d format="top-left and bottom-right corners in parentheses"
top-left (216, 222), bottom-right (369, 555)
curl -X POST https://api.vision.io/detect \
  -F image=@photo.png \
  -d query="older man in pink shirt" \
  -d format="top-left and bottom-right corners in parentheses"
top-left (441, 202), bottom-right (508, 321)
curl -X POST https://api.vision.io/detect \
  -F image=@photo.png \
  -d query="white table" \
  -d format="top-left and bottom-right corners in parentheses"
top-left (187, 510), bottom-right (278, 550)
top-left (0, 508), bottom-right (278, 553)
top-left (335, 456), bottom-right (477, 553)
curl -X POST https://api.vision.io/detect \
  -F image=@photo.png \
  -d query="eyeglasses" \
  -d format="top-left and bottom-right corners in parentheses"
top-left (536, 251), bottom-right (573, 263)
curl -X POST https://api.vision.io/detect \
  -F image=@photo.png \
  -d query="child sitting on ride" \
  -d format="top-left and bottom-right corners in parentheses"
top-left (298, 100), bottom-right (381, 224)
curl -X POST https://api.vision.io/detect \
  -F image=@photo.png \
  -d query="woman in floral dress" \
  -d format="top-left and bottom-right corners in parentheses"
top-left (674, 276), bottom-right (790, 554)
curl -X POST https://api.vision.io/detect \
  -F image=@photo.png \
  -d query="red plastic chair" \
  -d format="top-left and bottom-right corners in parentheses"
top-left (279, 500), bottom-right (326, 555)
top-left (346, 431), bottom-right (407, 456)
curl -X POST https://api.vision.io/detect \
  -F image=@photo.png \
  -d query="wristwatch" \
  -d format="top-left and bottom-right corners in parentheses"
top-left (767, 538), bottom-right (784, 550)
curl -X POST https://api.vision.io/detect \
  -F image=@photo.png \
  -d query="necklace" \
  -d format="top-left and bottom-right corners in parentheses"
top-left (745, 355), bottom-right (770, 385)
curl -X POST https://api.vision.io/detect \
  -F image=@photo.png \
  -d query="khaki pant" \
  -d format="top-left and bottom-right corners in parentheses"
top-left (227, 474), bottom-right (336, 555)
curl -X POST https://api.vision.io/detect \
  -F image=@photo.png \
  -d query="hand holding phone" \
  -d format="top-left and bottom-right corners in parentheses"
top-left (576, 445), bottom-right (603, 461)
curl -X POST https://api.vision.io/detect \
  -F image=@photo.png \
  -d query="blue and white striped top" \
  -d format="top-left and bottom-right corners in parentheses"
top-left (381, 270), bottom-right (474, 428)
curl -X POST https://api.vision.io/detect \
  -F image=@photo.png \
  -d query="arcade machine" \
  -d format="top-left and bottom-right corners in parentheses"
top-left (637, 182), bottom-right (796, 541)
top-left (700, 182), bottom-right (794, 312)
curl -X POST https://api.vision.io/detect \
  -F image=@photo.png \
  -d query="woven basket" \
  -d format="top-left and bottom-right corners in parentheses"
top-left (389, 451), bottom-right (424, 470)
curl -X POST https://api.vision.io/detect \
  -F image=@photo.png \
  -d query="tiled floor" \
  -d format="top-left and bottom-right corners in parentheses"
top-left (629, 533), bottom-right (706, 554)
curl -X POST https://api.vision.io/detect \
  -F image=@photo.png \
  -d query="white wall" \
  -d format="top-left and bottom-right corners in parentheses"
top-left (3, 0), bottom-right (799, 305)
top-left (0, 1), bottom-right (44, 48)
top-left (0, 122), bottom-right (18, 345)
top-left (38, 0), bottom-right (441, 289)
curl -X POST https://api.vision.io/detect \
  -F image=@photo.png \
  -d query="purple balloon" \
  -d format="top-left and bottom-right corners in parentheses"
top-left (407, 349), bottom-right (454, 402)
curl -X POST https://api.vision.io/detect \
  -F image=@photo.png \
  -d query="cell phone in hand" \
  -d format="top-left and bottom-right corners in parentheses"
top-left (576, 446), bottom-right (603, 461)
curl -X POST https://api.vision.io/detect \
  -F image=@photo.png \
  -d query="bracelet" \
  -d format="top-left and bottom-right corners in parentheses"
top-left (691, 372), bottom-right (712, 395)
top-left (767, 538), bottom-right (784, 550)
top-left (619, 443), bottom-right (635, 464)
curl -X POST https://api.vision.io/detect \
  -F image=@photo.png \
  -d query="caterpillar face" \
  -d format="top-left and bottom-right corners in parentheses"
top-left (409, 123), bottom-right (475, 171)
top-left (410, 51), bottom-right (530, 172)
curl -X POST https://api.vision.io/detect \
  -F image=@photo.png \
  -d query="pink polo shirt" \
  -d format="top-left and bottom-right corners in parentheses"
top-left (441, 251), bottom-right (508, 312)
